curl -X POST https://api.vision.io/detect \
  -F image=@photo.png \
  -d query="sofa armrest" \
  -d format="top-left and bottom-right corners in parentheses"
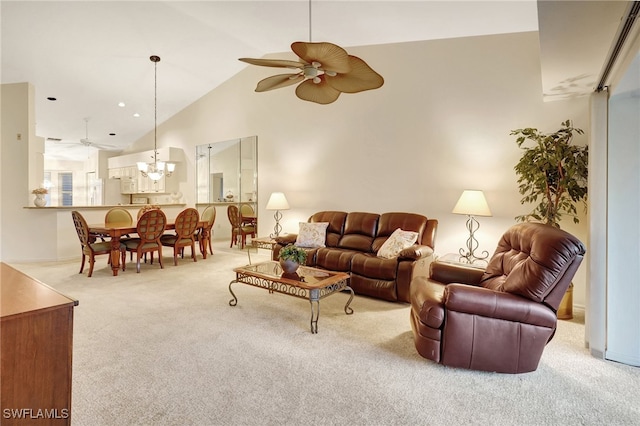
top-left (275, 234), bottom-right (297, 245)
top-left (444, 284), bottom-right (558, 328)
top-left (398, 245), bottom-right (434, 260)
top-left (430, 261), bottom-right (484, 285)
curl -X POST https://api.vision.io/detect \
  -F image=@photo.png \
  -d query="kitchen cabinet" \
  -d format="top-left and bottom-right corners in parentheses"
top-left (137, 174), bottom-right (165, 193)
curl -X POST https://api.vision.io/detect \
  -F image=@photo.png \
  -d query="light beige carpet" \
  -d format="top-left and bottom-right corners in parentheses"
top-left (10, 243), bottom-right (640, 425)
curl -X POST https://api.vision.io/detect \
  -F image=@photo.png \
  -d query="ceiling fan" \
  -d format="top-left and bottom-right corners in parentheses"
top-left (238, 0), bottom-right (383, 104)
top-left (239, 41), bottom-right (384, 104)
top-left (54, 118), bottom-right (119, 151)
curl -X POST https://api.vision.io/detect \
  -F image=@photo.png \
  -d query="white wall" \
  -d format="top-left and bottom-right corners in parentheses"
top-left (123, 32), bottom-right (589, 305)
top-left (1, 83), bottom-right (59, 262)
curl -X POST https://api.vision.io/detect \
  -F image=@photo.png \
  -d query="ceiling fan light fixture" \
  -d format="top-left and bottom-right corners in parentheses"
top-left (239, 41), bottom-right (383, 104)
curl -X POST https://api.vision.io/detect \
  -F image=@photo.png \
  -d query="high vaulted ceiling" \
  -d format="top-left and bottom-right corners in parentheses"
top-left (1, 1), bottom-right (630, 161)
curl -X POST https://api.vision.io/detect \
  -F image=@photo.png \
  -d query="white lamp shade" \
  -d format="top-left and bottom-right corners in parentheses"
top-left (452, 190), bottom-right (492, 217)
top-left (266, 192), bottom-right (290, 210)
top-left (137, 162), bottom-right (149, 172)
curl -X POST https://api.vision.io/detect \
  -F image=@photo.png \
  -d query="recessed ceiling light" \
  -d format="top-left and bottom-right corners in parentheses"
top-left (47, 97), bottom-right (57, 101)
top-left (118, 102), bottom-right (125, 107)
top-left (133, 113), bottom-right (140, 117)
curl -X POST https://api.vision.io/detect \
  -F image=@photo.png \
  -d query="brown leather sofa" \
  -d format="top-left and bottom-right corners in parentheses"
top-left (273, 211), bottom-right (438, 303)
top-left (409, 222), bottom-right (585, 373)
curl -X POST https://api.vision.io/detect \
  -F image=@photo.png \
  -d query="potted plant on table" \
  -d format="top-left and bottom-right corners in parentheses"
top-left (278, 244), bottom-right (308, 274)
top-left (511, 119), bottom-right (588, 319)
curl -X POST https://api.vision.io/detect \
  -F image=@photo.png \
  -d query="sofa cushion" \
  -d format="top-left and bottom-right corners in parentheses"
top-left (295, 222), bottom-right (329, 248)
top-left (337, 212), bottom-right (379, 253)
top-left (315, 248), bottom-right (359, 272)
top-left (351, 253), bottom-right (398, 280)
top-left (376, 228), bottom-right (419, 259)
top-left (373, 212), bottom-right (428, 252)
top-left (350, 273), bottom-right (398, 301)
top-left (309, 211), bottom-right (347, 248)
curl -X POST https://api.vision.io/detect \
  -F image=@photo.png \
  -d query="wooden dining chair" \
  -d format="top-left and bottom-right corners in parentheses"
top-left (137, 204), bottom-right (161, 220)
top-left (72, 210), bottom-right (125, 277)
top-left (240, 203), bottom-right (254, 216)
top-left (160, 208), bottom-right (200, 265)
top-left (227, 204), bottom-right (256, 249)
top-left (102, 207), bottom-right (134, 242)
top-left (106, 207), bottom-right (133, 226)
top-left (123, 209), bottom-right (167, 273)
top-left (197, 205), bottom-right (216, 256)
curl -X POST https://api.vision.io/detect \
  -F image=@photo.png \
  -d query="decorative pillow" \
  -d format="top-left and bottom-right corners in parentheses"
top-left (377, 228), bottom-right (419, 259)
top-left (295, 222), bottom-right (329, 248)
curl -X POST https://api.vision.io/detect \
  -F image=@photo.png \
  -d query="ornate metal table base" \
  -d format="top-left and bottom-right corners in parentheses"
top-left (229, 261), bottom-right (354, 334)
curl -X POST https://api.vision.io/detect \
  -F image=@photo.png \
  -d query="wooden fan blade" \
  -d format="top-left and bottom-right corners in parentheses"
top-left (239, 58), bottom-right (305, 69)
top-left (325, 56), bottom-right (384, 93)
top-left (291, 42), bottom-right (351, 74)
top-left (255, 74), bottom-right (304, 92)
top-left (295, 78), bottom-right (341, 104)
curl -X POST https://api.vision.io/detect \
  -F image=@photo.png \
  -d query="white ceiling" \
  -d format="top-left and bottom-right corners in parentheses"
top-left (0, 1), bottom-right (628, 161)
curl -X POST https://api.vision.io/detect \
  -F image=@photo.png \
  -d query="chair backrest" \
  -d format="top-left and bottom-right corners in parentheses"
top-left (137, 204), bottom-right (161, 220)
top-left (136, 209), bottom-right (167, 242)
top-left (480, 222), bottom-right (586, 311)
top-left (105, 207), bottom-right (133, 225)
top-left (240, 203), bottom-right (254, 216)
top-left (227, 205), bottom-right (241, 228)
top-left (71, 210), bottom-right (90, 246)
top-left (174, 208), bottom-right (200, 238)
top-left (201, 205), bottom-right (217, 228)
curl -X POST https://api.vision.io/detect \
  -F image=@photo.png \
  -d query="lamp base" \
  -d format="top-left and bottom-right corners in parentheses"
top-left (458, 215), bottom-right (490, 264)
top-left (270, 210), bottom-right (283, 238)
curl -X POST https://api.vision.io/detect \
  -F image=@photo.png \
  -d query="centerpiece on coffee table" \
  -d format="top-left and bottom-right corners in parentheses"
top-left (278, 244), bottom-right (307, 274)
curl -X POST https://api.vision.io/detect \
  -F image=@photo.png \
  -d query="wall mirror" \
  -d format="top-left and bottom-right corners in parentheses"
top-left (195, 136), bottom-right (257, 205)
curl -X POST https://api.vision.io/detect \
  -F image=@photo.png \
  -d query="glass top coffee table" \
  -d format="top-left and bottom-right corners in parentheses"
top-left (229, 261), bottom-right (354, 334)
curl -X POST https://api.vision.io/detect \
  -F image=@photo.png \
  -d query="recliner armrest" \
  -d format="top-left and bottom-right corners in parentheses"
top-left (430, 261), bottom-right (484, 285)
top-left (444, 284), bottom-right (558, 328)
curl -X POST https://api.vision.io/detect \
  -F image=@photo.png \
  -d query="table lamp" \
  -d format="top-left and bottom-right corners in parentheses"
top-left (452, 189), bottom-right (492, 263)
top-left (266, 192), bottom-right (290, 238)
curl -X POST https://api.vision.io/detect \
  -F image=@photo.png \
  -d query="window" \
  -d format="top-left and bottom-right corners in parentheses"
top-left (44, 171), bottom-right (52, 206)
top-left (59, 172), bottom-right (73, 206)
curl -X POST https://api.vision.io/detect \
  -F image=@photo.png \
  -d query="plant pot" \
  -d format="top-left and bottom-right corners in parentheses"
top-left (279, 259), bottom-right (300, 274)
top-left (558, 282), bottom-right (574, 320)
top-left (33, 194), bottom-right (46, 207)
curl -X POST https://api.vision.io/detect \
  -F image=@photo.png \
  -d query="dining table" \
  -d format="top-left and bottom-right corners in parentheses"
top-left (241, 213), bottom-right (257, 227)
top-left (88, 220), bottom-right (210, 276)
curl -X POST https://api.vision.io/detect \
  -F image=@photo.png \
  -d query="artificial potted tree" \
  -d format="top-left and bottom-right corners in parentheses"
top-left (278, 244), bottom-right (308, 274)
top-left (511, 119), bottom-right (588, 318)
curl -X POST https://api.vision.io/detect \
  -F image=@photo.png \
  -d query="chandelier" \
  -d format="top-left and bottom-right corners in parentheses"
top-left (137, 55), bottom-right (175, 181)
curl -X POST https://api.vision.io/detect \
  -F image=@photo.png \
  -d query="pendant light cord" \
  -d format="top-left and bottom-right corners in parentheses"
top-left (150, 55), bottom-right (161, 164)
top-left (154, 58), bottom-right (157, 163)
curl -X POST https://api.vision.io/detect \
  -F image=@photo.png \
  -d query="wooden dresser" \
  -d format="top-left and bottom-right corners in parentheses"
top-left (1, 263), bottom-right (78, 425)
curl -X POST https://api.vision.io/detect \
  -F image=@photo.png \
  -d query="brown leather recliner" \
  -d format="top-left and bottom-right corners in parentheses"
top-left (409, 222), bottom-right (586, 373)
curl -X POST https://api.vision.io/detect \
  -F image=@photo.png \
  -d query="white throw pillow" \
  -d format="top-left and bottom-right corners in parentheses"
top-left (377, 228), bottom-right (419, 259)
top-left (295, 222), bottom-right (329, 248)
